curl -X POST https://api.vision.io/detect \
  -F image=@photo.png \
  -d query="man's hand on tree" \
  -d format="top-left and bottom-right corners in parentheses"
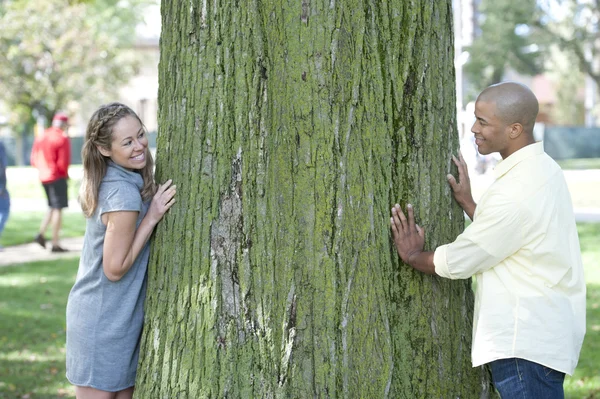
top-left (390, 203), bottom-right (425, 266)
top-left (446, 152), bottom-right (476, 220)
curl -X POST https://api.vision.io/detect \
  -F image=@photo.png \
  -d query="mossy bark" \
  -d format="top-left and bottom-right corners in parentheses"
top-left (135, 1), bottom-right (493, 397)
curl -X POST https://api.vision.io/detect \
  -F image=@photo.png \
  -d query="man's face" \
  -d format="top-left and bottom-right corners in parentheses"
top-left (471, 100), bottom-right (511, 158)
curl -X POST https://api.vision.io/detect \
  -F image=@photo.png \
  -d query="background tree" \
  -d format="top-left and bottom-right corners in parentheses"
top-left (0, 0), bottom-right (150, 133)
top-left (463, 0), bottom-right (544, 93)
top-left (136, 1), bottom-right (494, 397)
top-left (536, 0), bottom-right (600, 92)
top-left (545, 45), bottom-right (586, 126)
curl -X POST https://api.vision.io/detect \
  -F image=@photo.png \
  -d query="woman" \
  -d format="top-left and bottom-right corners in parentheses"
top-left (66, 103), bottom-right (176, 398)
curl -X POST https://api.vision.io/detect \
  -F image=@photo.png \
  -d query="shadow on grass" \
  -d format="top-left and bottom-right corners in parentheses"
top-left (0, 258), bottom-right (78, 398)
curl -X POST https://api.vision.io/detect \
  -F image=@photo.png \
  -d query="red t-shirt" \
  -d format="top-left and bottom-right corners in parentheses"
top-left (30, 127), bottom-right (71, 183)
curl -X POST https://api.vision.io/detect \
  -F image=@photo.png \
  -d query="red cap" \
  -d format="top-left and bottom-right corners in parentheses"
top-left (52, 112), bottom-right (69, 123)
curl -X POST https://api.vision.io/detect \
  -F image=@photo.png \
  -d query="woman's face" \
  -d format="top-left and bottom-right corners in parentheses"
top-left (99, 115), bottom-right (148, 170)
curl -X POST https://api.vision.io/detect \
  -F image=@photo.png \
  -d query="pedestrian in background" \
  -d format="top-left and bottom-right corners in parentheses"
top-left (30, 112), bottom-right (71, 252)
top-left (66, 103), bottom-right (176, 398)
top-left (0, 141), bottom-right (10, 251)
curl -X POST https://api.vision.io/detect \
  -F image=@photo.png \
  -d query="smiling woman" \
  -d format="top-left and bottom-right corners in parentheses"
top-left (65, 103), bottom-right (176, 399)
top-left (97, 116), bottom-right (149, 171)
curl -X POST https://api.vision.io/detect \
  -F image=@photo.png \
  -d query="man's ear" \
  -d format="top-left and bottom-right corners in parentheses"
top-left (508, 123), bottom-right (524, 139)
top-left (97, 145), bottom-right (111, 157)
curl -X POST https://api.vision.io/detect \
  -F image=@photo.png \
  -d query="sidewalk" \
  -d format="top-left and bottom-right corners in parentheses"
top-left (0, 236), bottom-right (83, 267)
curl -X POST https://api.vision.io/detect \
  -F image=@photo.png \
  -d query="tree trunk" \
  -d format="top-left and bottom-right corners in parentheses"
top-left (136, 1), bottom-right (493, 397)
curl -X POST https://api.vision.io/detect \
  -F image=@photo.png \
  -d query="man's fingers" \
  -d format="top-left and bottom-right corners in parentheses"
top-left (451, 154), bottom-right (467, 184)
top-left (447, 174), bottom-right (458, 190)
top-left (407, 204), bottom-right (416, 232)
top-left (456, 155), bottom-right (466, 178)
top-left (457, 151), bottom-right (470, 181)
top-left (396, 204), bottom-right (408, 231)
top-left (391, 207), bottom-right (404, 236)
top-left (390, 217), bottom-right (398, 235)
top-left (452, 154), bottom-right (459, 164)
top-left (416, 224), bottom-right (425, 239)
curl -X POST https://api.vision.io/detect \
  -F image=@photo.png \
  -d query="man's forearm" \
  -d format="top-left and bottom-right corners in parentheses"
top-left (407, 251), bottom-right (436, 275)
top-left (460, 200), bottom-right (476, 221)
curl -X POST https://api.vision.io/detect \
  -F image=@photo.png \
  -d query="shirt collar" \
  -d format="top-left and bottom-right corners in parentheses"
top-left (494, 142), bottom-right (544, 179)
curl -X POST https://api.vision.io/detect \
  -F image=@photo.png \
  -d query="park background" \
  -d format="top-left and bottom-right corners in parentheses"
top-left (1, 0), bottom-right (600, 398)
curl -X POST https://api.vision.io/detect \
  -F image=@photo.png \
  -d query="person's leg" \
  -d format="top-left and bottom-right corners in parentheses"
top-left (0, 196), bottom-right (9, 249)
top-left (0, 197), bottom-right (9, 236)
top-left (0, 210), bottom-right (5, 240)
top-left (114, 387), bottom-right (134, 399)
top-left (34, 208), bottom-right (52, 248)
top-left (74, 385), bottom-right (115, 399)
top-left (490, 358), bottom-right (564, 399)
top-left (46, 179), bottom-right (68, 251)
top-left (490, 358), bottom-right (527, 398)
top-left (50, 208), bottom-right (63, 247)
top-left (38, 209), bottom-right (52, 235)
top-left (34, 182), bottom-right (53, 247)
top-left (524, 358), bottom-right (565, 399)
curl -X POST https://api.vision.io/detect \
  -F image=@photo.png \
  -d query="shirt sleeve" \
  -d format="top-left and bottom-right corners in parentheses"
top-left (56, 136), bottom-right (71, 178)
top-left (434, 193), bottom-right (527, 279)
top-left (98, 182), bottom-right (143, 217)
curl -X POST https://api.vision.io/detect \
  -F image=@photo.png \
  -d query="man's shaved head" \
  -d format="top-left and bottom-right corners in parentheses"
top-left (478, 82), bottom-right (539, 135)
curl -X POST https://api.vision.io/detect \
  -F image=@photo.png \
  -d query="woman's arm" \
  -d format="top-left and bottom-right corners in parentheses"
top-left (102, 180), bottom-right (176, 281)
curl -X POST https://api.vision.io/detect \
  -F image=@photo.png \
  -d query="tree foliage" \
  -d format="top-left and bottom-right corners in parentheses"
top-left (0, 0), bottom-right (152, 130)
top-left (465, 0), bottom-right (600, 104)
top-left (535, 0), bottom-right (600, 91)
top-left (463, 0), bottom-right (544, 93)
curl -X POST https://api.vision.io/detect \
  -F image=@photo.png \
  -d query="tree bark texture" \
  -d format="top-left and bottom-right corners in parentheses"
top-left (136, 1), bottom-right (493, 397)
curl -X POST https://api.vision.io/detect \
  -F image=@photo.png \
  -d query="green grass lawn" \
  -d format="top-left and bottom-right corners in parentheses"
top-left (0, 224), bottom-right (599, 398)
top-left (558, 158), bottom-right (600, 171)
top-left (0, 258), bottom-right (78, 399)
top-left (0, 211), bottom-right (86, 247)
top-left (5, 166), bottom-right (83, 200)
top-left (564, 223), bottom-right (600, 399)
top-left (1, 165), bottom-right (86, 248)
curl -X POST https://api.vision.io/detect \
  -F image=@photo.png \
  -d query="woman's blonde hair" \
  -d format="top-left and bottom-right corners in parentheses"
top-left (79, 102), bottom-right (156, 217)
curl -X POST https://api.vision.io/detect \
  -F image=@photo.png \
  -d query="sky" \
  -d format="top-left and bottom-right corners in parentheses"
top-left (135, 3), bottom-right (161, 40)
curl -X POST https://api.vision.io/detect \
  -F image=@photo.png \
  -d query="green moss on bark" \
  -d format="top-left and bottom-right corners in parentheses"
top-left (135, 1), bottom-right (493, 398)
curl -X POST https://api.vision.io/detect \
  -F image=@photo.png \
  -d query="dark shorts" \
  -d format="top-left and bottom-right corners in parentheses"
top-left (43, 178), bottom-right (68, 209)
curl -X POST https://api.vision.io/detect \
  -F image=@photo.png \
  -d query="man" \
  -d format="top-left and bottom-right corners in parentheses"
top-left (31, 112), bottom-right (71, 252)
top-left (391, 82), bottom-right (585, 398)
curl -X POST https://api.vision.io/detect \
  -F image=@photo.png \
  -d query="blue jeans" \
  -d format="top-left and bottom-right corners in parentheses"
top-left (0, 192), bottom-right (9, 238)
top-left (490, 358), bottom-right (565, 398)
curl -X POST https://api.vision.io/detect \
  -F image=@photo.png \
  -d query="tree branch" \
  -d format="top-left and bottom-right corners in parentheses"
top-left (534, 21), bottom-right (600, 87)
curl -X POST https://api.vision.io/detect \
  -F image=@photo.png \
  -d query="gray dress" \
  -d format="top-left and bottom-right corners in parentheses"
top-left (66, 162), bottom-right (150, 391)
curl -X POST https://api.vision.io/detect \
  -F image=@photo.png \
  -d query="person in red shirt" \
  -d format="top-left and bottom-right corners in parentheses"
top-left (30, 112), bottom-right (71, 252)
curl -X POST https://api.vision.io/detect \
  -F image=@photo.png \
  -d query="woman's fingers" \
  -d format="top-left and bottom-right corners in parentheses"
top-left (157, 179), bottom-right (174, 195)
top-left (164, 196), bottom-right (176, 209)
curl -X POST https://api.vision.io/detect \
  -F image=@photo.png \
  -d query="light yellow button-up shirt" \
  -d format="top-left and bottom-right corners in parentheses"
top-left (434, 142), bottom-right (586, 375)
